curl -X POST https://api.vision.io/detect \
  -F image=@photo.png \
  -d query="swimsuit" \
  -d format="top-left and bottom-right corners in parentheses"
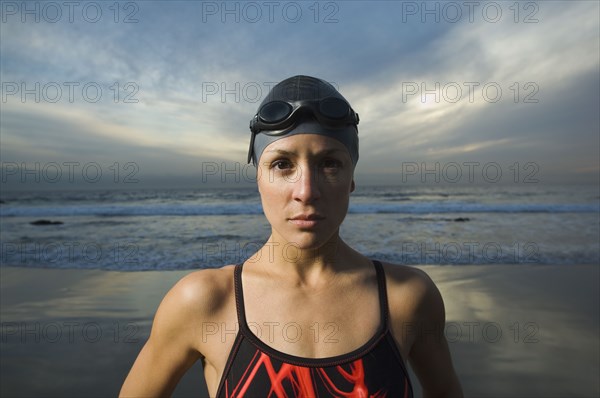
top-left (215, 260), bottom-right (414, 398)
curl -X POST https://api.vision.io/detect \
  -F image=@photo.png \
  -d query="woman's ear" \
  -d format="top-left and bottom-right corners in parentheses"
top-left (350, 179), bottom-right (355, 193)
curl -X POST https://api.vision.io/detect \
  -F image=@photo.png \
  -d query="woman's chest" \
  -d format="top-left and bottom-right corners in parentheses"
top-left (242, 288), bottom-right (382, 358)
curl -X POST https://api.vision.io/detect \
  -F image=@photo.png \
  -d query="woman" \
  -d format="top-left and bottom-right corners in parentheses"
top-left (120, 75), bottom-right (463, 397)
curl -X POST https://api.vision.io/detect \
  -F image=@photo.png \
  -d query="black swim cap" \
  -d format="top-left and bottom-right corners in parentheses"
top-left (248, 75), bottom-right (359, 166)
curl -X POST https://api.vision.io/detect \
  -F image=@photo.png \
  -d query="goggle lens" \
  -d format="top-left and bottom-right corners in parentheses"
top-left (259, 101), bottom-right (293, 123)
top-left (319, 97), bottom-right (349, 119)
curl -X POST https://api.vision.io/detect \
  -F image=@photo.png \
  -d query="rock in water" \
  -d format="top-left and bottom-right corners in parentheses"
top-left (30, 220), bottom-right (64, 226)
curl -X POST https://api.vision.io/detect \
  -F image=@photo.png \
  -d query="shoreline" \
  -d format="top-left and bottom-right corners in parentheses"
top-left (1, 264), bottom-right (599, 397)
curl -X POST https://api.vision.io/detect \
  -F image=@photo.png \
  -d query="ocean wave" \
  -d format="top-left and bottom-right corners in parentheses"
top-left (1, 202), bottom-right (598, 218)
top-left (348, 203), bottom-right (599, 214)
top-left (2, 249), bottom-right (597, 271)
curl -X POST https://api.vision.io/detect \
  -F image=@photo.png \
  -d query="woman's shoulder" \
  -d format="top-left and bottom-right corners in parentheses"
top-left (156, 264), bottom-right (237, 322)
top-left (380, 261), bottom-right (434, 287)
top-left (379, 262), bottom-right (444, 322)
top-left (172, 264), bottom-right (236, 308)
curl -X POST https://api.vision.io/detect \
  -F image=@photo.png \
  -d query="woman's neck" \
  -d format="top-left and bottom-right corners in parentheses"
top-left (250, 233), bottom-right (363, 287)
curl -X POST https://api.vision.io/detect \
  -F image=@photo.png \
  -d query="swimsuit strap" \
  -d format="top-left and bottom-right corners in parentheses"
top-left (233, 263), bottom-right (247, 327)
top-left (372, 260), bottom-right (390, 332)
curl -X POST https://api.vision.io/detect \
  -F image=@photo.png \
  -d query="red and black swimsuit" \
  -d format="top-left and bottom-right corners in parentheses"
top-left (216, 260), bottom-right (414, 398)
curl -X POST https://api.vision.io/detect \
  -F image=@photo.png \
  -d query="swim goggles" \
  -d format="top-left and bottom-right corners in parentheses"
top-left (248, 97), bottom-right (359, 163)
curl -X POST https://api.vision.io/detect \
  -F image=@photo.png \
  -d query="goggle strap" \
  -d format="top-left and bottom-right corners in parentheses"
top-left (247, 126), bottom-right (256, 164)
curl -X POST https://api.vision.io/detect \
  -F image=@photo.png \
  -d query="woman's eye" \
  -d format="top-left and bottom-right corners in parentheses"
top-left (321, 159), bottom-right (342, 170)
top-left (272, 160), bottom-right (292, 170)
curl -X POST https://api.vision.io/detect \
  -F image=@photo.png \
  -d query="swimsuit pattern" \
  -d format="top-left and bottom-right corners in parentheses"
top-left (215, 260), bottom-right (414, 398)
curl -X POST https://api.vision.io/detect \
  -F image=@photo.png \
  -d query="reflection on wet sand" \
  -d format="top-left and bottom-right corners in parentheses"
top-left (1, 265), bottom-right (598, 397)
top-left (419, 265), bottom-right (599, 398)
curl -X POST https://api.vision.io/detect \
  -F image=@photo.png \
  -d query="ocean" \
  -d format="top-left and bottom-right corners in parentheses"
top-left (1, 184), bottom-right (598, 270)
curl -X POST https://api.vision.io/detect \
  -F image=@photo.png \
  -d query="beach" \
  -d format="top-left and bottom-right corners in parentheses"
top-left (1, 264), bottom-right (598, 398)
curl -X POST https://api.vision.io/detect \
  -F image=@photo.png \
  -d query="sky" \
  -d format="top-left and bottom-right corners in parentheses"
top-left (1, 0), bottom-right (599, 190)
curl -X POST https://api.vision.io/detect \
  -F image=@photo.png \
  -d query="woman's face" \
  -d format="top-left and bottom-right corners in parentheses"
top-left (257, 134), bottom-right (355, 251)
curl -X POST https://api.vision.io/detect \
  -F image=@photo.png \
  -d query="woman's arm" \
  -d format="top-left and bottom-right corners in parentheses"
top-left (408, 270), bottom-right (463, 398)
top-left (119, 270), bottom-right (224, 397)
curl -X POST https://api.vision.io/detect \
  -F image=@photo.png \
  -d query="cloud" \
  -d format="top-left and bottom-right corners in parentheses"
top-left (343, 2), bottom-right (599, 179)
top-left (1, 1), bottom-right (598, 187)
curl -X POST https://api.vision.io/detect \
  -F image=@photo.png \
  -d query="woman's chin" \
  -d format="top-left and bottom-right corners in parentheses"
top-left (278, 230), bottom-right (338, 253)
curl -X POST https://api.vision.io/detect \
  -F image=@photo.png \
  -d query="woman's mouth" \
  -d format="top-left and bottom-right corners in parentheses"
top-left (288, 214), bottom-right (325, 228)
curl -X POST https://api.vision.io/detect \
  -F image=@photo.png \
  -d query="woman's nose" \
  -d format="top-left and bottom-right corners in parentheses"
top-left (292, 163), bottom-right (321, 203)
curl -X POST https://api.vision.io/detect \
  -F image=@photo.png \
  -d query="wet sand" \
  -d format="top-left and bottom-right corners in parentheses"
top-left (1, 264), bottom-right (598, 397)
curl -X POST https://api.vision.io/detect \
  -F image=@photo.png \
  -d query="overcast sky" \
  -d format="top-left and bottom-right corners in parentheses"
top-left (1, 1), bottom-right (598, 190)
